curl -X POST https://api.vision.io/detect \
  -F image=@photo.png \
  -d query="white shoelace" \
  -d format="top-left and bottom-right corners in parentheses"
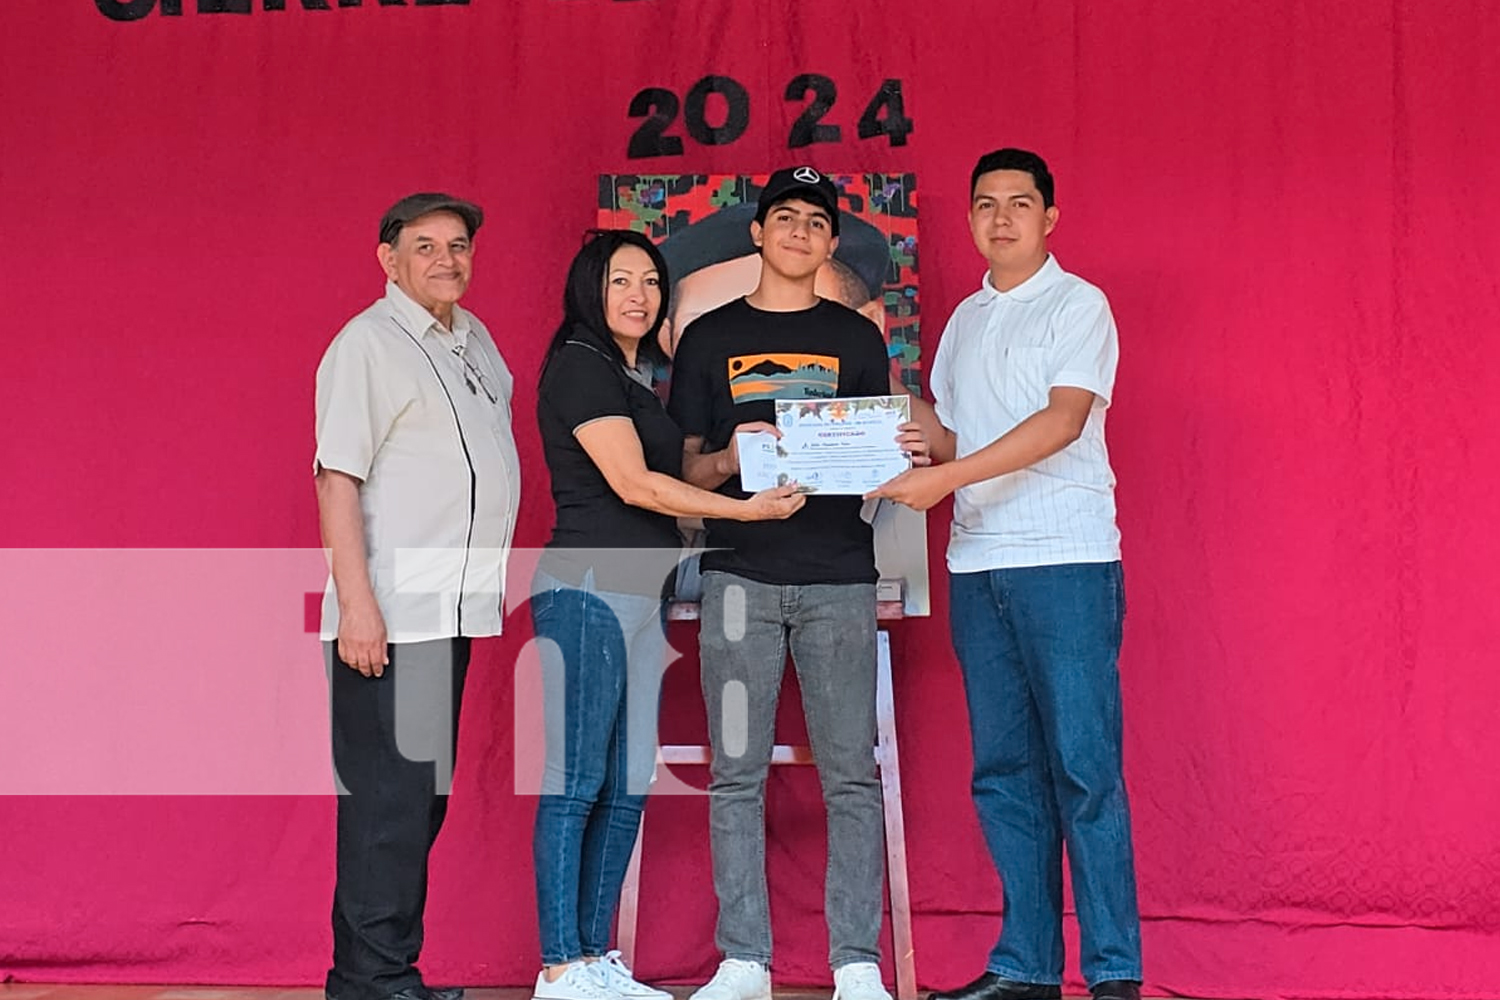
top-left (552, 961), bottom-right (618, 1000)
top-left (834, 963), bottom-right (888, 1000)
top-left (705, 959), bottom-right (765, 991)
top-left (593, 951), bottom-right (659, 995)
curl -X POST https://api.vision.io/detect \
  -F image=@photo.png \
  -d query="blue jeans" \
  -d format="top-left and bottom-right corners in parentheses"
top-left (531, 569), bottom-right (667, 965)
top-left (699, 571), bottom-right (886, 969)
top-left (949, 562), bottom-right (1142, 987)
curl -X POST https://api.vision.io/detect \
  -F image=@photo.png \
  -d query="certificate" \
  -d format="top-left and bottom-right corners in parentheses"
top-left (738, 395), bottom-right (911, 495)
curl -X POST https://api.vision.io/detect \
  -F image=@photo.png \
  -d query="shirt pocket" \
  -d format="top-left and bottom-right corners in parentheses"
top-left (992, 344), bottom-right (1052, 413)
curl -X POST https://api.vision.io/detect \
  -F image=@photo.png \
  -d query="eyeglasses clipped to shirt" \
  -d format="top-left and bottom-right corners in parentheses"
top-left (451, 343), bottom-right (499, 405)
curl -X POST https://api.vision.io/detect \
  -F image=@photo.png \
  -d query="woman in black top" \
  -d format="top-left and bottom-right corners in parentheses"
top-left (530, 230), bottom-right (802, 1000)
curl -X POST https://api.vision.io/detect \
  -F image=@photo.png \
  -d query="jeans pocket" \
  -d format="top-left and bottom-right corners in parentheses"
top-left (530, 585), bottom-right (559, 621)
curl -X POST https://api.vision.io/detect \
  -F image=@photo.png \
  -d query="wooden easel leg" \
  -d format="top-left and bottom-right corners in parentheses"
top-left (617, 799), bottom-right (646, 967)
top-left (875, 630), bottom-right (917, 1000)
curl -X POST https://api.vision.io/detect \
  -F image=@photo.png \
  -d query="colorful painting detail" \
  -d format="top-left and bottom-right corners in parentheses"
top-left (599, 172), bottom-right (922, 394)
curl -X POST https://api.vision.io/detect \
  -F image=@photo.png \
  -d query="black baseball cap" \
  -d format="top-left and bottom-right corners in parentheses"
top-left (755, 167), bottom-right (841, 236)
top-left (378, 192), bottom-right (484, 245)
top-left (659, 202), bottom-right (889, 300)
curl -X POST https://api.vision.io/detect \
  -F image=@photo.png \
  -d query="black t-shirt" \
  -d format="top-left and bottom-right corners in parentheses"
top-left (538, 338), bottom-right (685, 591)
top-left (666, 297), bottom-right (889, 586)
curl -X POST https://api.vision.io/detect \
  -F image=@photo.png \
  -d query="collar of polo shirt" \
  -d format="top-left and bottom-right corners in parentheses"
top-left (977, 253), bottom-right (1065, 305)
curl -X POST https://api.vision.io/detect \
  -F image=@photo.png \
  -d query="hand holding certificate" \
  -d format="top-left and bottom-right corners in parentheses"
top-left (738, 395), bottom-right (913, 495)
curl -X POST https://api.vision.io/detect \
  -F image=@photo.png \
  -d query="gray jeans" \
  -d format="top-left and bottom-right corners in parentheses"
top-left (699, 570), bottom-right (886, 969)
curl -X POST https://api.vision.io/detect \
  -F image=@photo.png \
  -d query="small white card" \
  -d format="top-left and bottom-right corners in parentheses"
top-left (737, 395), bottom-right (911, 495)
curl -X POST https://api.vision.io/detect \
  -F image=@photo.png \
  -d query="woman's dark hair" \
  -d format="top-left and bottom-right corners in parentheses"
top-left (542, 228), bottom-right (672, 374)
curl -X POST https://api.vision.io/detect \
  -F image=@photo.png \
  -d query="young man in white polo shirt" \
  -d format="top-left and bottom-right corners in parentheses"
top-left (314, 193), bottom-right (522, 1000)
top-left (871, 149), bottom-right (1142, 1000)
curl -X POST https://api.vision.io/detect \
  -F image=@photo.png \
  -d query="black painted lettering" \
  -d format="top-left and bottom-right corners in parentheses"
top-left (627, 87), bottom-right (685, 158)
top-left (786, 73), bottom-right (841, 148)
top-left (102, 0), bottom-right (464, 15)
top-left (683, 75), bottom-right (750, 146)
top-left (857, 79), bottom-right (913, 147)
top-left (95, 0), bottom-right (155, 19)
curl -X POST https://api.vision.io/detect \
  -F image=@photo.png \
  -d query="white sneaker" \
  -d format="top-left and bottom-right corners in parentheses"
top-left (689, 959), bottom-right (772, 1000)
top-left (534, 961), bottom-right (620, 1000)
top-left (832, 962), bottom-right (892, 1000)
top-left (591, 951), bottom-right (672, 1000)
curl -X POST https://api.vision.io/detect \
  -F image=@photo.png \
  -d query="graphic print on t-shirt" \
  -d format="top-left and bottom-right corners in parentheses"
top-left (727, 353), bottom-right (840, 403)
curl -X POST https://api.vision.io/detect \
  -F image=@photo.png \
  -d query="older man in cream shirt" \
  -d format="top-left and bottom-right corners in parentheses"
top-left (314, 192), bottom-right (521, 1000)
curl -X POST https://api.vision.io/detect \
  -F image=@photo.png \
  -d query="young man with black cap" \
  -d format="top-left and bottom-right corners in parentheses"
top-left (652, 200), bottom-right (912, 606)
top-left (667, 167), bottom-right (925, 1000)
top-left (654, 200), bottom-right (893, 358)
top-left (314, 192), bottom-right (521, 1000)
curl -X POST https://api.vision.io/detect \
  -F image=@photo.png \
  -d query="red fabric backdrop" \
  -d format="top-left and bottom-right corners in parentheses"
top-left (2, 1), bottom-right (1499, 997)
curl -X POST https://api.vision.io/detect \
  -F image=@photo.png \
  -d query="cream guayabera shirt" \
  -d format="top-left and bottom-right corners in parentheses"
top-left (315, 282), bottom-right (522, 642)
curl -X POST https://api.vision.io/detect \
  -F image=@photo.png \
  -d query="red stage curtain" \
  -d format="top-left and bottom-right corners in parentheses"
top-left (1, 1), bottom-right (1497, 998)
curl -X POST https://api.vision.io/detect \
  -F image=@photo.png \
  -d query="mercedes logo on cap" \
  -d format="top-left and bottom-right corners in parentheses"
top-left (792, 167), bottom-right (822, 183)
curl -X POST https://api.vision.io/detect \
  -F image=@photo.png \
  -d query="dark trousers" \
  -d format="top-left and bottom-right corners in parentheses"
top-left (326, 638), bottom-right (471, 1000)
